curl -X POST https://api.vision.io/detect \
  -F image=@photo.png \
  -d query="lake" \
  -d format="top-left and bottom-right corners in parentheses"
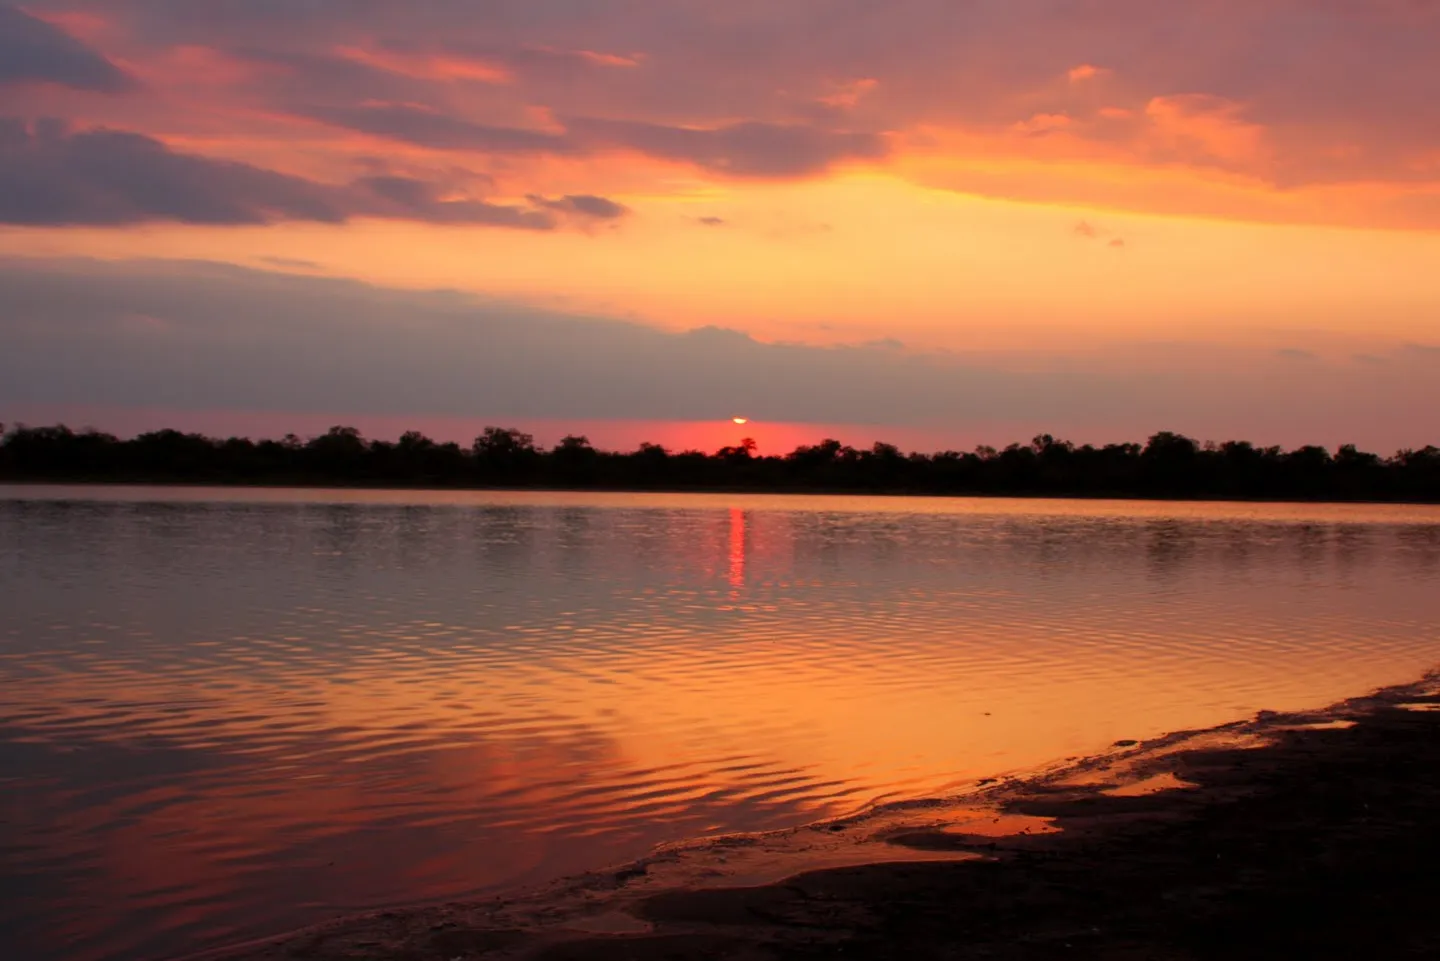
top-left (3, 486), bottom-right (1439, 961)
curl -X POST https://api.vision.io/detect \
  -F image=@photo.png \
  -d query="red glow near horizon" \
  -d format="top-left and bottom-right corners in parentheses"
top-left (3, 405), bottom-right (1081, 456)
top-left (7, 408), bottom-right (948, 455)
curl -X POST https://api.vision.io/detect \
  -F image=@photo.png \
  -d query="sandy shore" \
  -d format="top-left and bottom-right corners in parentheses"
top-left (203, 672), bottom-right (1440, 960)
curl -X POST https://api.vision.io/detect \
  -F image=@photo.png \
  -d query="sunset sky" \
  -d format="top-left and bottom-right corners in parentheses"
top-left (2, 0), bottom-right (1438, 453)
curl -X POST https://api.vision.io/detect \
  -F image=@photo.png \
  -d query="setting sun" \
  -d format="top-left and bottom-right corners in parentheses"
top-left (732, 417), bottom-right (749, 426)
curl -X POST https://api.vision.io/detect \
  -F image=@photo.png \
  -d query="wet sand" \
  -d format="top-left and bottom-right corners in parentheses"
top-left (205, 673), bottom-right (1440, 960)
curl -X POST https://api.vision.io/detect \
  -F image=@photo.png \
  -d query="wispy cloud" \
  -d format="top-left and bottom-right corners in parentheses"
top-left (296, 102), bottom-right (572, 153)
top-left (1074, 220), bottom-right (1127, 248)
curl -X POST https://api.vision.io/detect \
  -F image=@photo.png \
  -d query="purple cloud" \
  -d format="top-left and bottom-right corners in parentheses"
top-left (566, 117), bottom-right (888, 177)
top-left (527, 193), bottom-right (629, 220)
top-left (0, 5), bottom-right (132, 92)
top-left (0, 117), bottom-right (345, 225)
top-left (292, 100), bottom-right (884, 179)
top-left (0, 117), bottom-right (625, 228)
top-left (298, 103), bottom-right (572, 153)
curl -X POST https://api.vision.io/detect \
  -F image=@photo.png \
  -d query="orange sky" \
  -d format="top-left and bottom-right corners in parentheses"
top-left (1, 1), bottom-right (1438, 448)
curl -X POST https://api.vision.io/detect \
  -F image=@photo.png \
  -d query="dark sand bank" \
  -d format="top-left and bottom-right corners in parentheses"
top-left (206, 675), bottom-right (1440, 961)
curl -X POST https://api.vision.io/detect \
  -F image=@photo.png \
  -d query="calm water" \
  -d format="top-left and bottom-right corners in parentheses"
top-left (3, 487), bottom-right (1440, 961)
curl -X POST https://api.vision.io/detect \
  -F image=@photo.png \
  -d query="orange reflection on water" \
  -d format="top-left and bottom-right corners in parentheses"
top-left (728, 507), bottom-right (746, 591)
top-left (4, 491), bottom-right (1440, 961)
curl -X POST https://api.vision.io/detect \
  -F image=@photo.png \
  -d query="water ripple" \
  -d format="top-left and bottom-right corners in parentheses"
top-left (2, 489), bottom-right (1440, 961)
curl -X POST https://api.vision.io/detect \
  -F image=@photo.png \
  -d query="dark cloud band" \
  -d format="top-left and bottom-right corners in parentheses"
top-left (0, 118), bottom-right (626, 228)
top-left (1, 258), bottom-right (1433, 448)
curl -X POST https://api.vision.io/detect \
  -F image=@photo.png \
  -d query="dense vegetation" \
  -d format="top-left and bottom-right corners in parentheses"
top-left (2, 423), bottom-right (1438, 502)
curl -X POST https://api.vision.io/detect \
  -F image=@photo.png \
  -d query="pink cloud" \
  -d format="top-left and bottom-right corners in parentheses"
top-left (539, 47), bottom-right (643, 69)
top-left (818, 78), bottom-right (879, 109)
top-left (334, 46), bottom-right (514, 84)
top-left (123, 44), bottom-right (288, 88)
top-left (1143, 94), bottom-right (1269, 166)
top-left (1013, 112), bottom-right (1073, 136)
top-left (1067, 64), bottom-right (1109, 83)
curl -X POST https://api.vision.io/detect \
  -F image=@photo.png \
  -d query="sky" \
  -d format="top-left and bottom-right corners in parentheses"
top-left (1, 0), bottom-right (1438, 454)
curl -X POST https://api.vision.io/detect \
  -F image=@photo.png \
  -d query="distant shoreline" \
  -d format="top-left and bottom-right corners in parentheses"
top-left (3, 477), bottom-right (1440, 507)
top-left (202, 671), bottom-right (1440, 961)
top-left (4, 424), bottom-right (1438, 503)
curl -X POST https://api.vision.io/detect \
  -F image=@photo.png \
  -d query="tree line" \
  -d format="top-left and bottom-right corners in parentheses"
top-left (1, 423), bottom-right (1438, 502)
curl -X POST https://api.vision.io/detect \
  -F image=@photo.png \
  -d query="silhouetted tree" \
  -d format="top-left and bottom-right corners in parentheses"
top-left (472, 427), bottom-right (539, 483)
top-left (551, 435), bottom-right (600, 485)
top-left (1141, 431), bottom-right (1202, 494)
top-left (717, 437), bottom-right (758, 463)
top-left (2, 422), bottom-right (1437, 502)
top-left (303, 426), bottom-right (368, 481)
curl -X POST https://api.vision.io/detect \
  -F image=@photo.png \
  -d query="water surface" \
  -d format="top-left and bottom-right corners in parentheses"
top-left (3, 487), bottom-right (1439, 961)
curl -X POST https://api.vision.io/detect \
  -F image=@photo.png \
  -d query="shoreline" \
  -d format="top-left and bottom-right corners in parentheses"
top-left (6, 478), bottom-right (1440, 508)
top-left (198, 669), bottom-right (1440, 960)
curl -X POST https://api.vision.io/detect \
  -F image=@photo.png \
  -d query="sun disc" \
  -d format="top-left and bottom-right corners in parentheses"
top-left (732, 417), bottom-right (749, 425)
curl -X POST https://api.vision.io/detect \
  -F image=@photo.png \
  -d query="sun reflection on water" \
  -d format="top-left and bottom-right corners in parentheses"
top-left (728, 507), bottom-right (747, 592)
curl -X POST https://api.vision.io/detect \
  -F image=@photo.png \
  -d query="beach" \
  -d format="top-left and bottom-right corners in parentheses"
top-left (202, 671), bottom-right (1440, 960)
